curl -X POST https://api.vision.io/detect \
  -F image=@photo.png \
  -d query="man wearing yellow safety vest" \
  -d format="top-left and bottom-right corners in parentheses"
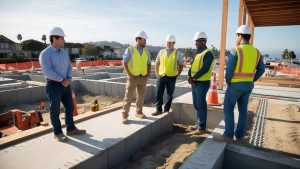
top-left (122, 31), bottom-right (151, 124)
top-left (152, 34), bottom-right (183, 116)
top-left (187, 32), bottom-right (214, 135)
top-left (213, 25), bottom-right (265, 143)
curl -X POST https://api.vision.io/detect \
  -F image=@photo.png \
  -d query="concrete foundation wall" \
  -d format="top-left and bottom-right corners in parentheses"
top-left (0, 86), bottom-right (47, 107)
top-left (224, 144), bottom-right (300, 169)
top-left (172, 92), bottom-right (224, 128)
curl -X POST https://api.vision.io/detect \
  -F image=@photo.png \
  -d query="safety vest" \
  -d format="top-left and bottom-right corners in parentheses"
top-left (127, 46), bottom-right (149, 76)
top-left (191, 49), bottom-right (214, 81)
top-left (231, 44), bottom-right (260, 83)
top-left (158, 48), bottom-right (179, 76)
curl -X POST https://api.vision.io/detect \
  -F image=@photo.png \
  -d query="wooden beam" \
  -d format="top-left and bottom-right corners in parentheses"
top-left (248, 14), bottom-right (254, 45)
top-left (218, 0), bottom-right (228, 90)
top-left (248, 4), bottom-right (300, 12)
top-left (245, 0), bottom-right (299, 7)
top-left (238, 0), bottom-right (246, 26)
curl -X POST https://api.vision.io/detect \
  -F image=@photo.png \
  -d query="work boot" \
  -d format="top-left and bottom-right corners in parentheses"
top-left (213, 134), bottom-right (235, 143)
top-left (66, 128), bottom-right (86, 136)
top-left (135, 112), bottom-right (146, 119)
top-left (187, 125), bottom-right (198, 131)
top-left (151, 110), bottom-right (163, 116)
top-left (191, 129), bottom-right (209, 135)
top-left (122, 114), bottom-right (129, 124)
top-left (54, 133), bottom-right (68, 142)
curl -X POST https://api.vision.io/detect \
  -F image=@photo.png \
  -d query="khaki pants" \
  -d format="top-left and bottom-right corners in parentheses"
top-left (122, 76), bottom-right (148, 117)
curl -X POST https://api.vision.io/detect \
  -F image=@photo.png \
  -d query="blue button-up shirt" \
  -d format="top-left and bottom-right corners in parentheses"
top-left (225, 41), bottom-right (265, 89)
top-left (155, 48), bottom-right (184, 65)
top-left (123, 46), bottom-right (151, 64)
top-left (39, 45), bottom-right (72, 82)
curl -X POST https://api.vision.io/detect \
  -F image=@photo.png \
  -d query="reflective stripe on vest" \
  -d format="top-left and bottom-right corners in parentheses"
top-left (231, 44), bottom-right (260, 83)
top-left (158, 48), bottom-right (179, 76)
top-left (191, 49), bottom-right (214, 81)
top-left (128, 46), bottom-right (149, 76)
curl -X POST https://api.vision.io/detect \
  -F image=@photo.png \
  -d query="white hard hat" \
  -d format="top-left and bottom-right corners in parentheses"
top-left (49, 27), bottom-right (66, 37)
top-left (166, 34), bottom-right (176, 42)
top-left (236, 25), bottom-right (251, 35)
top-left (193, 32), bottom-right (207, 40)
top-left (135, 31), bottom-right (148, 39)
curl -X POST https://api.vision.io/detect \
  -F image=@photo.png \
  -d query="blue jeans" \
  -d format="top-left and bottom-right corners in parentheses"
top-left (191, 81), bottom-right (210, 130)
top-left (45, 83), bottom-right (76, 135)
top-left (223, 82), bottom-right (254, 139)
top-left (156, 76), bottom-right (177, 112)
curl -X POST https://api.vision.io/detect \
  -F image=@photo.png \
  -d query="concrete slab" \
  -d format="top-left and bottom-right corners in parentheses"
top-left (0, 107), bottom-right (172, 169)
top-left (252, 85), bottom-right (300, 99)
top-left (172, 92), bottom-right (224, 128)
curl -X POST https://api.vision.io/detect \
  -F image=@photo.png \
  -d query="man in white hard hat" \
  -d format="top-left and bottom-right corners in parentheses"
top-left (152, 34), bottom-right (183, 116)
top-left (187, 32), bottom-right (215, 135)
top-left (213, 25), bottom-right (265, 143)
top-left (39, 27), bottom-right (86, 142)
top-left (122, 31), bottom-right (151, 124)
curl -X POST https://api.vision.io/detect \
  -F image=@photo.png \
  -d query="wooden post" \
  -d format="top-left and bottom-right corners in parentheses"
top-left (238, 0), bottom-right (245, 26)
top-left (218, 0), bottom-right (228, 90)
top-left (248, 14), bottom-right (255, 45)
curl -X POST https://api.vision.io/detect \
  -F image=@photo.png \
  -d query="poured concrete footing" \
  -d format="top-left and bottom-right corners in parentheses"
top-left (0, 106), bottom-right (173, 169)
top-left (180, 120), bottom-right (300, 169)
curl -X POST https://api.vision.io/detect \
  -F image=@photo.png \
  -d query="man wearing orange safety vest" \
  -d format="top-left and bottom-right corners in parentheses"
top-left (122, 31), bottom-right (151, 124)
top-left (214, 25), bottom-right (265, 143)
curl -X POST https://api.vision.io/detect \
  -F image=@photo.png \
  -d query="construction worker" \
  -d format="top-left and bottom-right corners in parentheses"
top-left (39, 27), bottom-right (86, 142)
top-left (90, 99), bottom-right (100, 112)
top-left (213, 25), bottom-right (265, 143)
top-left (152, 34), bottom-right (183, 115)
top-left (122, 31), bottom-right (151, 124)
top-left (187, 32), bottom-right (214, 135)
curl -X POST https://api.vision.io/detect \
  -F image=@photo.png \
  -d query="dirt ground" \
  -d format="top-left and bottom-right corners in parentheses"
top-left (263, 99), bottom-right (300, 155)
top-left (114, 124), bottom-right (212, 169)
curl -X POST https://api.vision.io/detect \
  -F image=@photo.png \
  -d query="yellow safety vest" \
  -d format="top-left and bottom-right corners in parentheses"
top-left (158, 48), bottom-right (179, 76)
top-left (127, 46), bottom-right (149, 76)
top-left (231, 44), bottom-right (261, 83)
top-left (191, 49), bottom-right (214, 81)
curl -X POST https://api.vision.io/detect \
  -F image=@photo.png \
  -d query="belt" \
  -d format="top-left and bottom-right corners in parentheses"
top-left (134, 74), bottom-right (147, 77)
top-left (46, 79), bottom-right (61, 84)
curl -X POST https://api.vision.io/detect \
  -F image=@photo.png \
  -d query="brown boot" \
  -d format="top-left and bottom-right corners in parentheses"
top-left (151, 110), bottom-right (163, 116)
top-left (191, 129), bottom-right (209, 135)
top-left (135, 112), bottom-right (146, 119)
top-left (187, 125), bottom-right (198, 131)
top-left (54, 133), bottom-right (68, 142)
top-left (122, 114), bottom-right (129, 124)
top-left (66, 128), bottom-right (86, 136)
top-left (213, 134), bottom-right (234, 143)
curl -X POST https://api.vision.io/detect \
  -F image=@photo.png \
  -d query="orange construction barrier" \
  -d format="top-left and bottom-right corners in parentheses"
top-left (72, 91), bottom-right (78, 116)
top-left (208, 72), bottom-right (220, 105)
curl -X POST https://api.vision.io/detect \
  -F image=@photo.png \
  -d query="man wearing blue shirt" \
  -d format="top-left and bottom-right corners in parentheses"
top-left (213, 25), bottom-right (265, 143)
top-left (122, 31), bottom-right (151, 124)
top-left (39, 27), bottom-right (86, 142)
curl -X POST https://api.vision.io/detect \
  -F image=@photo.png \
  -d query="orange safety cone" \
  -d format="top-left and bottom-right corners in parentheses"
top-left (208, 72), bottom-right (220, 105)
top-left (72, 91), bottom-right (78, 116)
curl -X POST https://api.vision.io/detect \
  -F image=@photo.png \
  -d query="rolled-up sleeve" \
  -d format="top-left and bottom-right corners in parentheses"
top-left (178, 53), bottom-right (184, 65)
top-left (123, 47), bottom-right (131, 64)
top-left (39, 51), bottom-right (64, 82)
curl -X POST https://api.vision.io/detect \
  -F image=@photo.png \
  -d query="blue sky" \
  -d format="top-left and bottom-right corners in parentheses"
top-left (1, 0), bottom-right (299, 58)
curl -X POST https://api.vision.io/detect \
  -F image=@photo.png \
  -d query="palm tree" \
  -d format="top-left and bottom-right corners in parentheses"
top-left (17, 34), bottom-right (22, 43)
top-left (41, 34), bottom-right (47, 44)
top-left (282, 49), bottom-right (289, 60)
